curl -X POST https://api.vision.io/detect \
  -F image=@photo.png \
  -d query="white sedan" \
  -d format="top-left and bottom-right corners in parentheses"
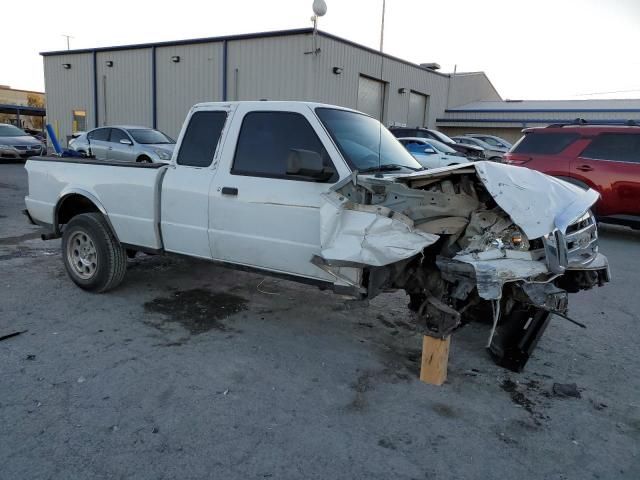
top-left (397, 137), bottom-right (471, 169)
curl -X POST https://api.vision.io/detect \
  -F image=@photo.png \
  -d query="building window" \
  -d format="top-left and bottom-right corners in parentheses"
top-left (72, 110), bottom-right (87, 133)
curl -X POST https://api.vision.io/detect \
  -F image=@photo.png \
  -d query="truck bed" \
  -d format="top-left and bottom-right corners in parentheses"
top-left (25, 156), bottom-right (168, 249)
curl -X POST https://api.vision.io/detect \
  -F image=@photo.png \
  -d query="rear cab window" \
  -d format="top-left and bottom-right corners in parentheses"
top-left (512, 132), bottom-right (580, 155)
top-left (176, 111), bottom-right (227, 167)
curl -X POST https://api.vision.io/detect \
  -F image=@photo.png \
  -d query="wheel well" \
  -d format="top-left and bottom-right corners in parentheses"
top-left (137, 154), bottom-right (151, 162)
top-left (56, 194), bottom-right (101, 228)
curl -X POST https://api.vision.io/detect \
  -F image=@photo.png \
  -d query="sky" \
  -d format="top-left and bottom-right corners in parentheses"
top-left (2, 0), bottom-right (640, 100)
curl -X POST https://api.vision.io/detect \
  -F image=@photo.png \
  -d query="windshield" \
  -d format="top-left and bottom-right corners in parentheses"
top-left (427, 139), bottom-right (458, 154)
top-left (126, 129), bottom-right (174, 144)
top-left (0, 124), bottom-right (29, 137)
top-left (429, 130), bottom-right (456, 144)
top-left (316, 108), bottom-right (422, 172)
top-left (480, 136), bottom-right (510, 148)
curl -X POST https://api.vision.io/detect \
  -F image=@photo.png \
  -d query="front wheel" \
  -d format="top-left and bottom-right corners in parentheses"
top-left (62, 213), bottom-right (127, 292)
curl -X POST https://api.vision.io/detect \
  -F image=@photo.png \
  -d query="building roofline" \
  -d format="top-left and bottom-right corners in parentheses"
top-left (436, 117), bottom-right (640, 125)
top-left (0, 86), bottom-right (45, 95)
top-left (0, 104), bottom-right (46, 115)
top-left (40, 28), bottom-right (316, 56)
top-left (39, 27), bottom-right (451, 78)
top-left (445, 108), bottom-right (640, 113)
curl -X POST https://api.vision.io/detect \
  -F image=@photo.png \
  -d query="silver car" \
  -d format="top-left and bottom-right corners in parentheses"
top-left (69, 125), bottom-right (175, 163)
top-left (452, 136), bottom-right (505, 161)
top-left (464, 133), bottom-right (512, 151)
top-left (0, 123), bottom-right (45, 160)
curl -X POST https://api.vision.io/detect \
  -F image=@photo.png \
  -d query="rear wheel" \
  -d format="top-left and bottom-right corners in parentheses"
top-left (62, 213), bottom-right (127, 292)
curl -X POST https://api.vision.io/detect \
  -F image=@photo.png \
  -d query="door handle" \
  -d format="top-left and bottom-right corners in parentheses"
top-left (221, 187), bottom-right (238, 196)
top-left (576, 165), bottom-right (594, 172)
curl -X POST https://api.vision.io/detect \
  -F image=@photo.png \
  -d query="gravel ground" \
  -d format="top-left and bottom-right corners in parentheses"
top-left (1, 161), bottom-right (639, 479)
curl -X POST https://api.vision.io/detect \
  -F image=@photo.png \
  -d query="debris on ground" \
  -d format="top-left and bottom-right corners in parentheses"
top-left (0, 330), bottom-right (27, 342)
top-left (552, 382), bottom-right (581, 398)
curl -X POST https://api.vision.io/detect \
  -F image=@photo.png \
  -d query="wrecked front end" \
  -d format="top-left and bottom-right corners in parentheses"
top-left (318, 161), bottom-right (610, 372)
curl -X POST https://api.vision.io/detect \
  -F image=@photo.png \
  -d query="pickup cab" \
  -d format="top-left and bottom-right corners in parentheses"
top-left (25, 101), bottom-right (610, 371)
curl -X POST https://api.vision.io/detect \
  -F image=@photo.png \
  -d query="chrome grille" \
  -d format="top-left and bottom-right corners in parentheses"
top-left (544, 212), bottom-right (598, 274)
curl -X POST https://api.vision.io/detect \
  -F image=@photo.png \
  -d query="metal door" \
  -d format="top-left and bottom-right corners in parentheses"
top-left (357, 76), bottom-right (385, 121)
top-left (408, 91), bottom-right (427, 127)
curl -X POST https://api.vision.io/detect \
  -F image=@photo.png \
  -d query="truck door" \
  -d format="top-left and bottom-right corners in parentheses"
top-left (160, 108), bottom-right (230, 258)
top-left (573, 132), bottom-right (640, 217)
top-left (209, 104), bottom-right (347, 281)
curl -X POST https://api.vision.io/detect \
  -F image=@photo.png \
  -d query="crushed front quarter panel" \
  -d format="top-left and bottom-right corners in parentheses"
top-left (319, 190), bottom-right (439, 267)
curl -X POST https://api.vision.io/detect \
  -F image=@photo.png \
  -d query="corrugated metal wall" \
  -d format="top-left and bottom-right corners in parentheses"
top-left (43, 53), bottom-right (95, 144)
top-left (226, 35), bottom-right (313, 102)
top-left (96, 49), bottom-right (153, 128)
top-left (156, 42), bottom-right (223, 137)
top-left (447, 73), bottom-right (501, 108)
top-left (311, 35), bottom-right (449, 128)
top-left (43, 31), bottom-right (502, 143)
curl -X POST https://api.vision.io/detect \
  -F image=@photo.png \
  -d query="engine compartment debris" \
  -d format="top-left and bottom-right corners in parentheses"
top-left (319, 162), bottom-right (610, 371)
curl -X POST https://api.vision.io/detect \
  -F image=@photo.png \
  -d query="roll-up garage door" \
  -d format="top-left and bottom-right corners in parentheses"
top-left (408, 91), bottom-right (428, 127)
top-left (357, 75), bottom-right (385, 121)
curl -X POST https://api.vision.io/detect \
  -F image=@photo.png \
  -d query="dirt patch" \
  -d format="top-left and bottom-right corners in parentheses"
top-left (0, 232), bottom-right (42, 245)
top-left (432, 403), bottom-right (460, 419)
top-left (500, 378), bottom-right (547, 426)
top-left (0, 248), bottom-right (58, 261)
top-left (144, 288), bottom-right (248, 334)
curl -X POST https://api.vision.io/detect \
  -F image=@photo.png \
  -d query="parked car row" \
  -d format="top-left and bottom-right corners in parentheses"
top-left (0, 124), bottom-right (46, 160)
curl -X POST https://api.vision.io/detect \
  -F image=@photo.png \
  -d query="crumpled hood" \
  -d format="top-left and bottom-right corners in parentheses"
top-left (395, 161), bottom-right (600, 239)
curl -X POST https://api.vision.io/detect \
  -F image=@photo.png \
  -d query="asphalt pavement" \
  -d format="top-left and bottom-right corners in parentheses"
top-left (1, 161), bottom-right (639, 479)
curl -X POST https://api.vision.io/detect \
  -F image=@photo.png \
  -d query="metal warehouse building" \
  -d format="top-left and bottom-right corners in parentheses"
top-left (41, 28), bottom-right (501, 144)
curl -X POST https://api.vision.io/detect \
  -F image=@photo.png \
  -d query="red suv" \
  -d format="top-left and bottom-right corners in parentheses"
top-left (504, 122), bottom-right (640, 228)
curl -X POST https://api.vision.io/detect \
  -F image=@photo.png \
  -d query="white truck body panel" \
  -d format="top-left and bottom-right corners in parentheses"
top-left (25, 160), bottom-right (164, 249)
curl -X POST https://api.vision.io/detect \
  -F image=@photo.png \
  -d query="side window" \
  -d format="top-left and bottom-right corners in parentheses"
top-left (109, 129), bottom-right (129, 144)
top-left (582, 134), bottom-right (640, 163)
top-left (232, 111), bottom-right (335, 181)
top-left (176, 111), bottom-right (227, 167)
top-left (88, 128), bottom-right (110, 141)
top-left (512, 132), bottom-right (580, 155)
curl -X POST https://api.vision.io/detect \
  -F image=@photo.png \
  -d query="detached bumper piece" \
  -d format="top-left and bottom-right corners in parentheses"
top-left (488, 284), bottom-right (568, 372)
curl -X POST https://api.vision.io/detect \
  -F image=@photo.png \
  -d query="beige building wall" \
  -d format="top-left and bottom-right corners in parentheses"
top-left (0, 86), bottom-right (46, 130)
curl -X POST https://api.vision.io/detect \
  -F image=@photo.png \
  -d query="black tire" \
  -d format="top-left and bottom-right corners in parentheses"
top-left (62, 213), bottom-right (127, 292)
top-left (137, 155), bottom-right (152, 163)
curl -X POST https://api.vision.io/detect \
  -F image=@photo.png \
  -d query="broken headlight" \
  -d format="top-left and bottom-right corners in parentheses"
top-left (501, 228), bottom-right (530, 251)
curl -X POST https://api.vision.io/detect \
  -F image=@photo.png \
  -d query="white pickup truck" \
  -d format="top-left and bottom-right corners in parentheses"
top-left (25, 101), bottom-right (610, 371)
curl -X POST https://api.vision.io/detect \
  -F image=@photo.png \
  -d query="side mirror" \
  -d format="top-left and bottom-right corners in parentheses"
top-left (286, 149), bottom-right (334, 181)
top-left (423, 147), bottom-right (436, 154)
top-left (120, 138), bottom-right (133, 146)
